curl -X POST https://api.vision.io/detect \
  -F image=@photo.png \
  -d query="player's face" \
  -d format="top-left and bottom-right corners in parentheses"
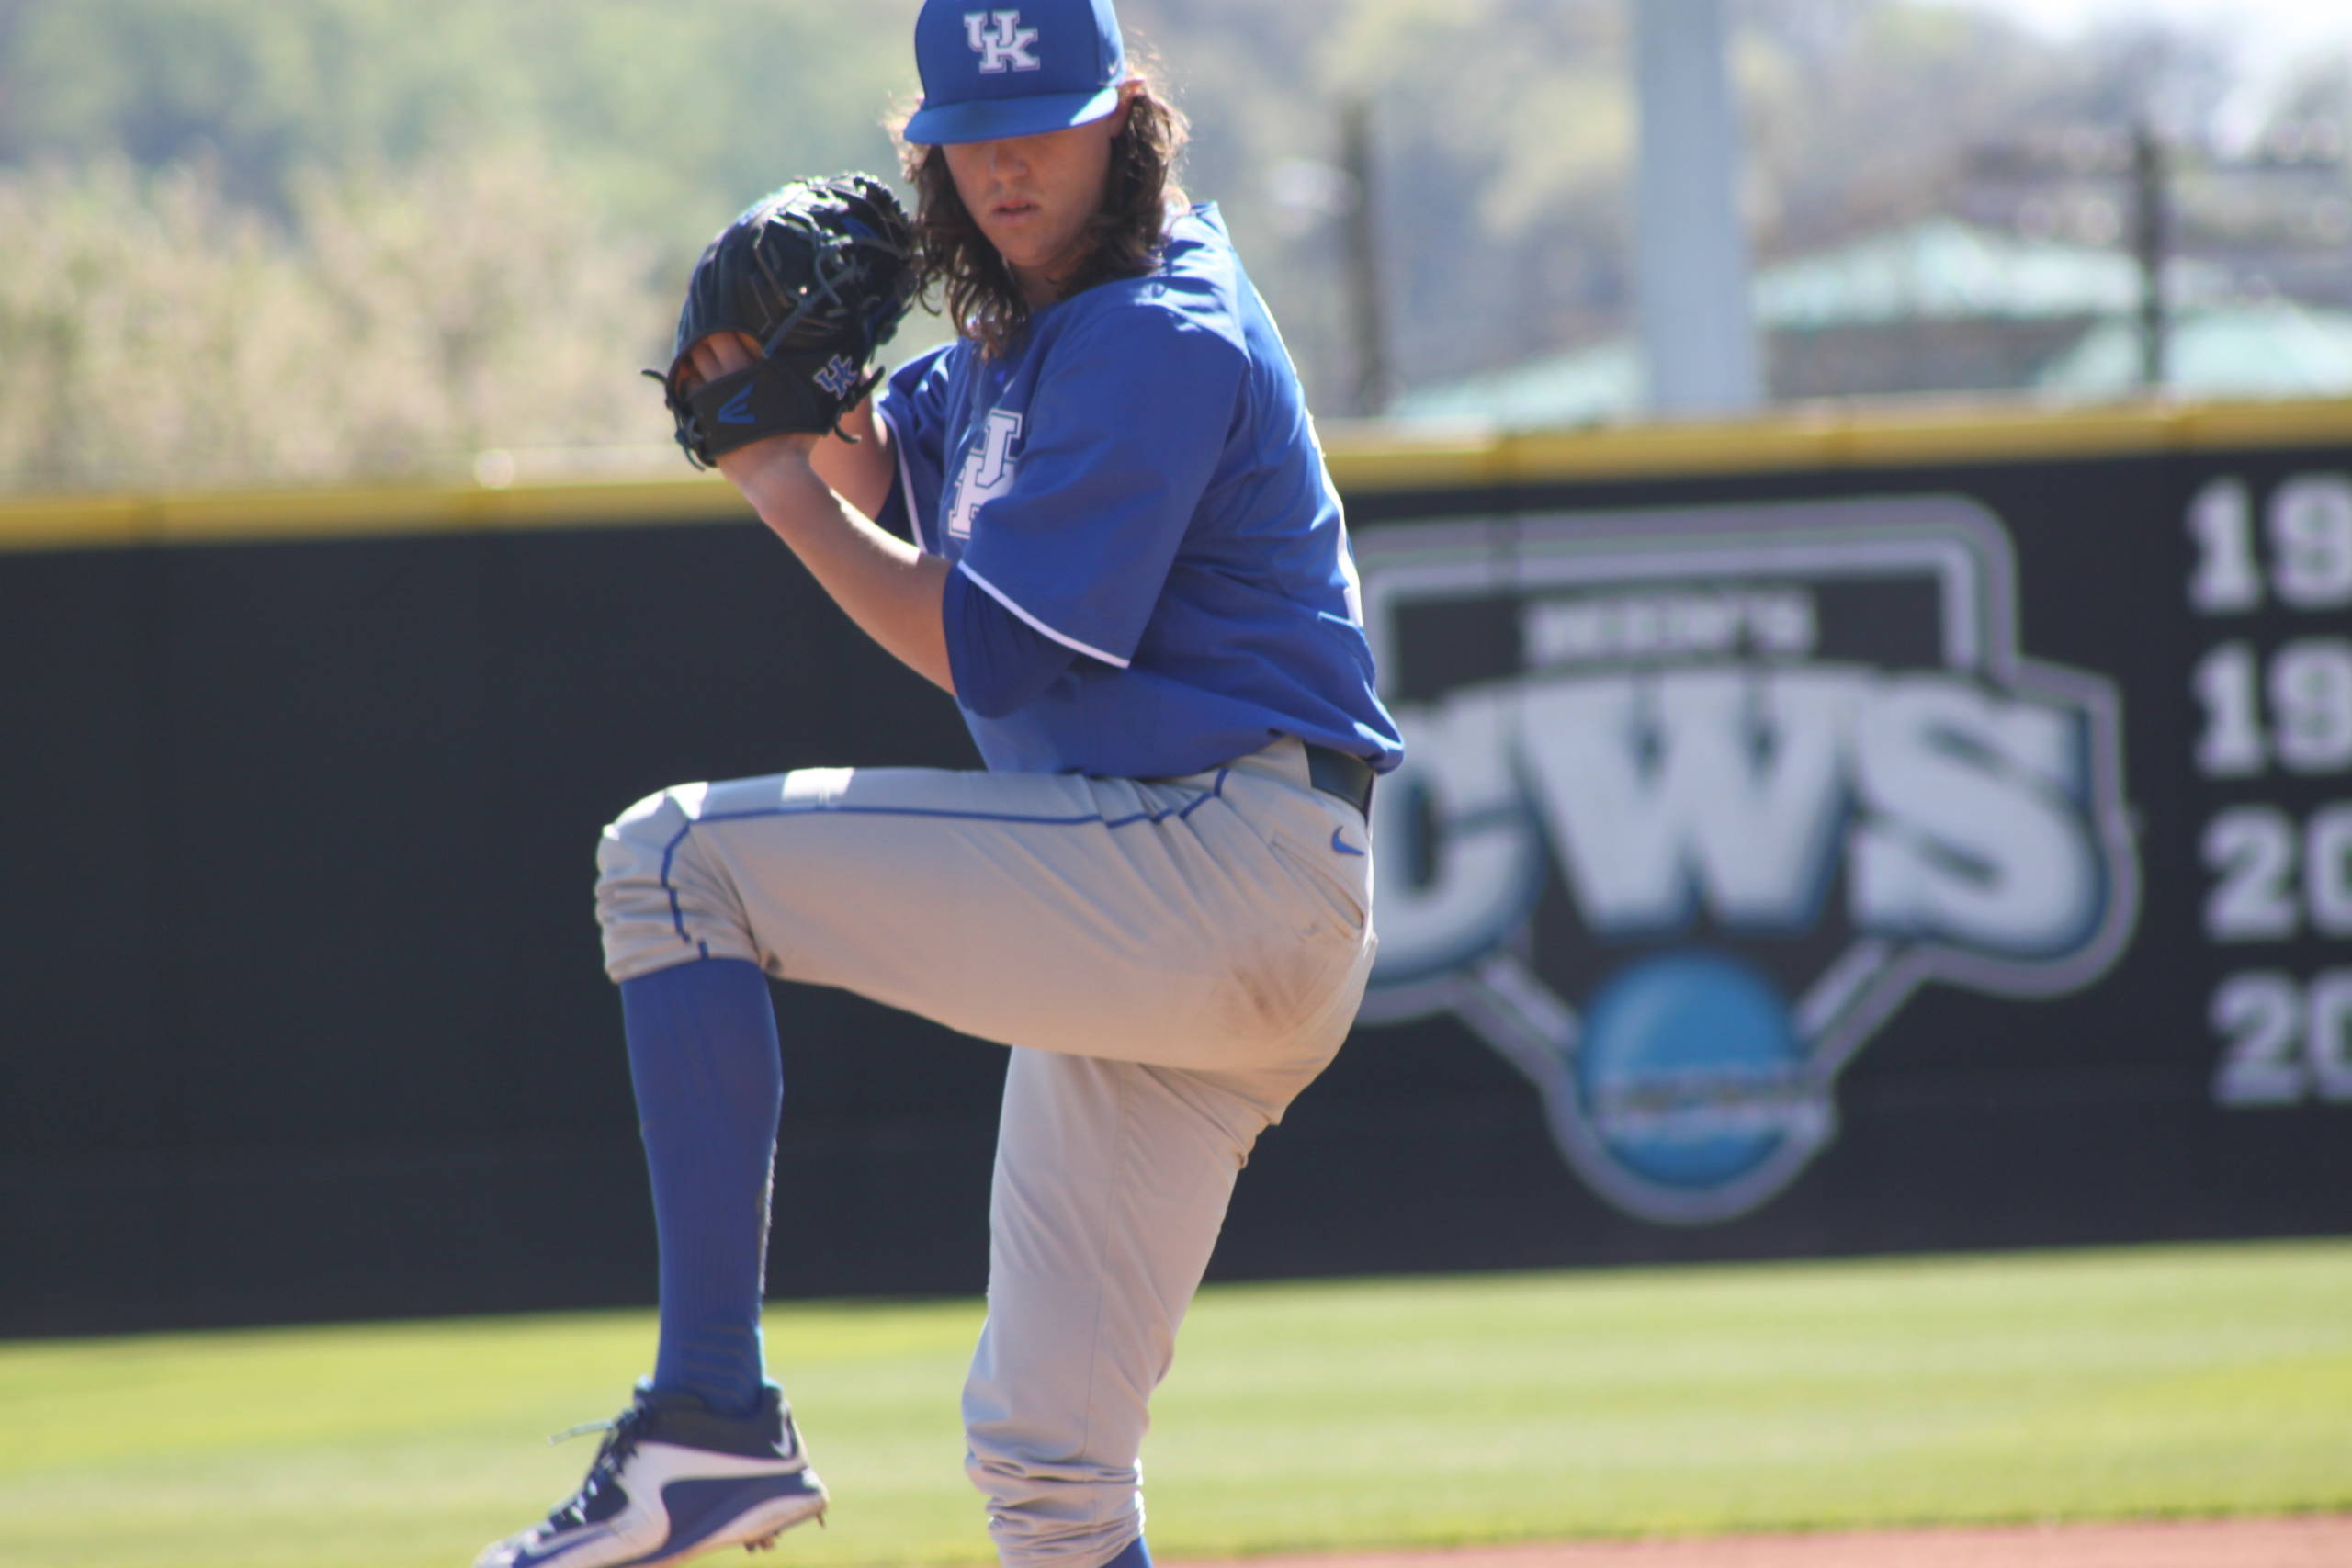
top-left (944, 87), bottom-right (1136, 310)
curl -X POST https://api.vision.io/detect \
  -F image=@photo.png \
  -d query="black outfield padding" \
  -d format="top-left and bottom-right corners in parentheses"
top-left (4, 428), bottom-right (2350, 1336)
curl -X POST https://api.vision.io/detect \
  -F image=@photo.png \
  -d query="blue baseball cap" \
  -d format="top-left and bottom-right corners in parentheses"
top-left (903, 0), bottom-right (1127, 146)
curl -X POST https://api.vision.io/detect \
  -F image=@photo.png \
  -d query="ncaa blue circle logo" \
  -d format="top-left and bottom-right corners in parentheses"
top-left (1576, 951), bottom-right (1816, 1190)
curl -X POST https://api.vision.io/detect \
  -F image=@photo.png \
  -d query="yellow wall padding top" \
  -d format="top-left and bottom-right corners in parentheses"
top-left (4, 397), bottom-right (2349, 553)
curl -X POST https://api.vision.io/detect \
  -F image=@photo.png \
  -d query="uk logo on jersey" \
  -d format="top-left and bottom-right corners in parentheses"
top-left (1353, 497), bottom-right (2142, 1224)
top-left (946, 408), bottom-right (1023, 541)
top-left (965, 10), bottom-right (1042, 73)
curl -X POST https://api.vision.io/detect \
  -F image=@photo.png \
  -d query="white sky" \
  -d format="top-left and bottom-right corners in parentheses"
top-left (1942, 0), bottom-right (2352, 144)
top-left (1948, 0), bottom-right (2349, 50)
top-left (1947, 0), bottom-right (2352, 87)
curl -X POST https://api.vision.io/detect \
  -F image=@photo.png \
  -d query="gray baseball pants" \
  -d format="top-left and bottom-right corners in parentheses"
top-left (595, 738), bottom-right (1377, 1568)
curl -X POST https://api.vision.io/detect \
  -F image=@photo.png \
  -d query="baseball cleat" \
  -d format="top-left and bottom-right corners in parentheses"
top-left (475, 1382), bottom-right (828, 1568)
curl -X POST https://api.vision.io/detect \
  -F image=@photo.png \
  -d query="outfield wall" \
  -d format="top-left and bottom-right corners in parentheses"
top-left (6, 399), bottom-right (2350, 1336)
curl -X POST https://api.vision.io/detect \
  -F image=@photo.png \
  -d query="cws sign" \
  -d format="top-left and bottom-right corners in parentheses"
top-left (1356, 497), bottom-right (2142, 1224)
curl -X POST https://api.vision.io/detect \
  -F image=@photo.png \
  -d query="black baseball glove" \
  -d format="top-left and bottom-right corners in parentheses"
top-left (650, 173), bottom-right (918, 469)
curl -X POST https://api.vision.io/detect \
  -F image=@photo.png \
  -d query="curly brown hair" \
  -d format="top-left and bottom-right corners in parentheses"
top-left (897, 77), bottom-right (1189, 359)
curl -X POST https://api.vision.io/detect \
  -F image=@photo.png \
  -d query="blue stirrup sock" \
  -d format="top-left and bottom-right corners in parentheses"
top-left (1102, 1537), bottom-right (1154, 1568)
top-left (620, 957), bottom-right (783, 1416)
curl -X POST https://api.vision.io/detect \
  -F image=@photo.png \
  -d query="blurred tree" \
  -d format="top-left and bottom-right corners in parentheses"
top-left (1116, 0), bottom-right (1634, 408)
top-left (1295, 0), bottom-right (1634, 403)
top-left (0, 0), bottom-right (922, 245)
top-left (0, 0), bottom-right (2326, 491)
top-left (0, 0), bottom-right (929, 491)
top-left (0, 157), bottom-right (313, 489)
top-left (1736, 4), bottom-right (2240, 257)
top-left (288, 139), bottom-right (672, 471)
top-left (0, 141), bottom-right (671, 490)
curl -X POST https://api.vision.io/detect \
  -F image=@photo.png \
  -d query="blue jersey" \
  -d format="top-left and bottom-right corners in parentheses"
top-left (875, 205), bottom-right (1402, 780)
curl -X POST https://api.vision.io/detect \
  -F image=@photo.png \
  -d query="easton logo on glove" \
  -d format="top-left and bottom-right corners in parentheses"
top-left (649, 174), bottom-right (918, 468)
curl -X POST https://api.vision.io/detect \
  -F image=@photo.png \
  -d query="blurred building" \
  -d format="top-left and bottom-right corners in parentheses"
top-left (1397, 217), bottom-right (2352, 424)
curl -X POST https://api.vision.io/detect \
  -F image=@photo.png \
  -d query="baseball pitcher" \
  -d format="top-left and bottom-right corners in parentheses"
top-left (476, 2), bottom-right (1401, 1564)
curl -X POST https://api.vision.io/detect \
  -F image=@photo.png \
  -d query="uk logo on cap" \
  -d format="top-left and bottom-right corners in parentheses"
top-left (906, 0), bottom-right (1125, 145)
top-left (967, 10), bottom-right (1042, 73)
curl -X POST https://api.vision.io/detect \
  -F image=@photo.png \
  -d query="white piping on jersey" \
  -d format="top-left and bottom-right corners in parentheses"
top-left (877, 403), bottom-right (930, 555)
top-left (956, 560), bottom-right (1132, 669)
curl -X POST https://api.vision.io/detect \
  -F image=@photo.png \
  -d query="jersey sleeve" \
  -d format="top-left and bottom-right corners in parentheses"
top-left (874, 344), bottom-right (957, 553)
top-left (954, 305), bottom-right (1244, 668)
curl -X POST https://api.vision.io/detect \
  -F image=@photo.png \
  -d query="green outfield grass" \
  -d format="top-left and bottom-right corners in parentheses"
top-left (6, 1238), bottom-right (2349, 1568)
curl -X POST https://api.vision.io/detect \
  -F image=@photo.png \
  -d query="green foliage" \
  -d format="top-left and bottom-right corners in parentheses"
top-left (0, 0), bottom-right (2298, 487)
top-left (0, 157), bottom-right (311, 490)
top-left (0, 144), bottom-right (673, 490)
top-left (0, 0), bottom-right (922, 232)
top-left (4, 1241), bottom-right (2350, 1567)
top-left (0, 0), bottom-right (943, 491)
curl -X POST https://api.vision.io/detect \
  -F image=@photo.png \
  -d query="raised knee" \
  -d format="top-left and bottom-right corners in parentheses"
top-left (595, 783), bottom-right (743, 981)
top-left (596, 784), bottom-right (698, 897)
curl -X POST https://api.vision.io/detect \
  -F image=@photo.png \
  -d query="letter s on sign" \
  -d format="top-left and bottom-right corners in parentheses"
top-left (1848, 675), bottom-right (2101, 957)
